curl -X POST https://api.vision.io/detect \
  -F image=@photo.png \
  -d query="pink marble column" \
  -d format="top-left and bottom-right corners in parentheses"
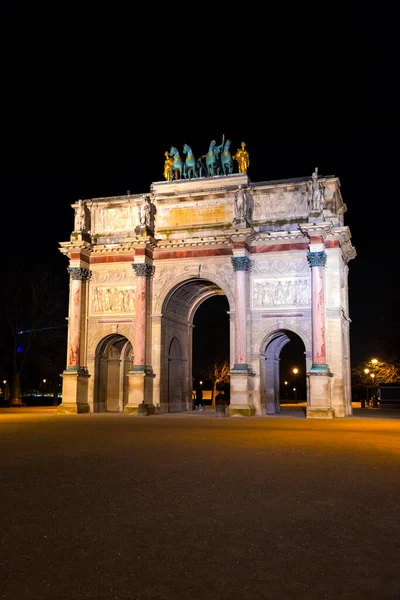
top-left (66, 267), bottom-right (90, 369)
top-left (132, 264), bottom-right (154, 369)
top-left (231, 256), bottom-right (251, 369)
top-left (307, 251), bottom-right (328, 369)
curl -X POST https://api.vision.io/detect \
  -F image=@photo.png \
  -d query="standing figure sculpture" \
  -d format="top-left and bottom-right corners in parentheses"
top-left (75, 199), bottom-right (86, 232)
top-left (183, 144), bottom-right (198, 179)
top-left (306, 167), bottom-right (325, 212)
top-left (169, 146), bottom-right (183, 180)
top-left (221, 138), bottom-right (233, 175)
top-left (163, 151), bottom-right (174, 181)
top-left (139, 194), bottom-right (152, 230)
top-left (234, 184), bottom-right (249, 221)
top-left (233, 141), bottom-right (250, 174)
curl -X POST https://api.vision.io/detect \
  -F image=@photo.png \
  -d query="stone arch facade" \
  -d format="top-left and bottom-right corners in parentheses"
top-left (58, 170), bottom-right (356, 418)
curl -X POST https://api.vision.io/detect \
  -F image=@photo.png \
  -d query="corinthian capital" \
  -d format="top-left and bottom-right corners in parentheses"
top-left (132, 264), bottom-right (155, 278)
top-left (231, 256), bottom-right (252, 272)
top-left (67, 267), bottom-right (91, 281)
top-left (307, 251), bottom-right (327, 268)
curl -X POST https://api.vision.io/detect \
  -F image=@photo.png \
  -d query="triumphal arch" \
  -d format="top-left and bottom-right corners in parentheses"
top-left (58, 141), bottom-right (356, 418)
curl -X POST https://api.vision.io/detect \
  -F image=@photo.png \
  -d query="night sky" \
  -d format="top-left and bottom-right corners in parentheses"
top-left (2, 2), bottom-right (398, 374)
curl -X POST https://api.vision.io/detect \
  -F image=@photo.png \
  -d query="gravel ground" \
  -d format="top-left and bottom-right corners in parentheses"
top-left (1, 406), bottom-right (399, 600)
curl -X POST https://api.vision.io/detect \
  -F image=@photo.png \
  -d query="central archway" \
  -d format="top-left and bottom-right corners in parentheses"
top-left (159, 278), bottom-right (230, 413)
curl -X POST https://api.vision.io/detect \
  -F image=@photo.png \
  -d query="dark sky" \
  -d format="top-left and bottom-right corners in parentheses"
top-left (1, 2), bottom-right (398, 367)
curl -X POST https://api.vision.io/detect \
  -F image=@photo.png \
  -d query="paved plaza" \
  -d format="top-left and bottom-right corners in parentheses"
top-left (1, 406), bottom-right (399, 599)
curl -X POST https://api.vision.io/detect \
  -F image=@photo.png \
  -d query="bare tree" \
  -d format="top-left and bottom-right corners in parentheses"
top-left (0, 264), bottom-right (67, 405)
top-left (352, 359), bottom-right (400, 387)
top-left (205, 360), bottom-right (230, 406)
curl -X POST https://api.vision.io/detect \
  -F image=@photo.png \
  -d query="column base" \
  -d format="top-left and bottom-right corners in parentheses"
top-left (306, 407), bottom-right (334, 419)
top-left (124, 402), bottom-right (156, 416)
top-left (309, 363), bottom-right (330, 373)
top-left (58, 368), bottom-right (90, 414)
top-left (125, 368), bottom-right (155, 413)
top-left (307, 369), bottom-right (334, 419)
top-left (57, 403), bottom-right (90, 414)
top-left (228, 406), bottom-right (256, 417)
top-left (229, 369), bottom-right (255, 416)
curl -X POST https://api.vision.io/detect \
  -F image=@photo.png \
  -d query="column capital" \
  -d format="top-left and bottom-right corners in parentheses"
top-left (67, 267), bottom-right (91, 281)
top-left (132, 264), bottom-right (155, 278)
top-left (307, 251), bottom-right (327, 268)
top-left (231, 256), bottom-right (252, 272)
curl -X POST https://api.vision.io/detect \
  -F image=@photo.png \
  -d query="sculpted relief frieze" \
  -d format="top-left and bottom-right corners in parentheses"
top-left (252, 191), bottom-right (308, 222)
top-left (91, 287), bottom-right (136, 313)
top-left (252, 258), bottom-right (309, 276)
top-left (253, 278), bottom-right (311, 307)
top-left (91, 268), bottom-right (137, 284)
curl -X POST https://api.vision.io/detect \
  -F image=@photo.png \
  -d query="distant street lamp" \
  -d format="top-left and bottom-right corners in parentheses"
top-left (370, 358), bottom-right (378, 407)
top-left (284, 381), bottom-right (288, 401)
top-left (363, 368), bottom-right (369, 407)
top-left (292, 368), bottom-right (298, 402)
top-left (2, 380), bottom-right (9, 402)
top-left (370, 372), bottom-right (377, 407)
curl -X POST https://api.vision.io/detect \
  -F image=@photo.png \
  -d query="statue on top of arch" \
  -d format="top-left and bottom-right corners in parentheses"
top-left (137, 194), bottom-right (155, 236)
top-left (163, 136), bottom-right (250, 181)
top-left (306, 168), bottom-right (325, 213)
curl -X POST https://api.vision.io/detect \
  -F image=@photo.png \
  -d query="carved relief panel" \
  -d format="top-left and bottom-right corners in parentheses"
top-left (91, 287), bottom-right (136, 313)
top-left (252, 190), bottom-right (308, 222)
top-left (252, 278), bottom-right (311, 307)
top-left (91, 205), bottom-right (139, 234)
top-left (90, 268), bottom-right (136, 314)
top-left (252, 257), bottom-right (310, 308)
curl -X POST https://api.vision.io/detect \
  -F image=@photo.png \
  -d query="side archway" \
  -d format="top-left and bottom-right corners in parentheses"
top-left (93, 334), bottom-right (132, 412)
top-left (168, 337), bottom-right (184, 412)
top-left (259, 329), bottom-right (307, 415)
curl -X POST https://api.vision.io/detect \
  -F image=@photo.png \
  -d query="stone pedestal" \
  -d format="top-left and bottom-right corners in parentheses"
top-left (58, 368), bottom-right (90, 414)
top-left (229, 369), bottom-right (255, 416)
top-left (124, 369), bottom-right (155, 414)
top-left (215, 404), bottom-right (227, 417)
top-left (306, 369), bottom-right (334, 419)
